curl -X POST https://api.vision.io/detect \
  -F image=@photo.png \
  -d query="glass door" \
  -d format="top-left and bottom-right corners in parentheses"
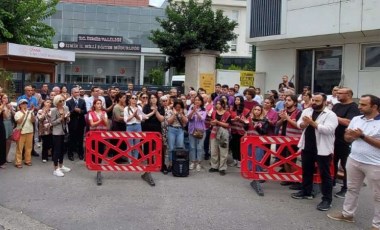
top-left (296, 47), bottom-right (342, 94)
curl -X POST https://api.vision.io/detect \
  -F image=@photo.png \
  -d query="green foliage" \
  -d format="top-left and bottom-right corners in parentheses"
top-left (148, 67), bottom-right (165, 85)
top-left (227, 64), bottom-right (241, 70)
top-left (0, 68), bottom-right (16, 100)
top-left (150, 0), bottom-right (238, 72)
top-left (0, 0), bottom-right (59, 48)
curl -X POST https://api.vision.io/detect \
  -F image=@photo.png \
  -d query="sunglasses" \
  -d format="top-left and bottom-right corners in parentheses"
top-left (161, 100), bottom-right (168, 102)
top-left (142, 96), bottom-right (148, 99)
top-left (131, 97), bottom-right (137, 100)
top-left (59, 100), bottom-right (64, 103)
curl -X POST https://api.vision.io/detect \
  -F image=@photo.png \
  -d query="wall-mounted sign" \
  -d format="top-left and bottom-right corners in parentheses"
top-left (58, 41), bottom-right (141, 53)
top-left (78, 34), bottom-right (123, 43)
top-left (200, 73), bottom-right (215, 94)
top-left (7, 43), bottom-right (75, 62)
top-left (240, 71), bottom-right (254, 87)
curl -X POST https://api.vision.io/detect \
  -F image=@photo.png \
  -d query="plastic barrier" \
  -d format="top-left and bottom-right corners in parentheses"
top-left (241, 136), bottom-right (333, 184)
top-left (85, 131), bottom-right (162, 185)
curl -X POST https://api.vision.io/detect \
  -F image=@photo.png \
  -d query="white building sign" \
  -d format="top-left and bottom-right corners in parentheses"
top-left (8, 43), bottom-right (75, 62)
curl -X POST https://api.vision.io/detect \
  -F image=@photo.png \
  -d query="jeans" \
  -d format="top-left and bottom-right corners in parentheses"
top-left (167, 126), bottom-right (184, 161)
top-left (203, 128), bottom-right (211, 159)
top-left (189, 133), bottom-right (205, 162)
top-left (301, 150), bottom-right (333, 203)
top-left (247, 144), bottom-right (265, 172)
top-left (126, 123), bottom-right (142, 159)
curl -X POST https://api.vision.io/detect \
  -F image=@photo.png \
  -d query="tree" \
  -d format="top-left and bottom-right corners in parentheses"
top-left (0, 0), bottom-right (59, 48)
top-left (150, 0), bottom-right (238, 72)
top-left (148, 67), bottom-right (165, 85)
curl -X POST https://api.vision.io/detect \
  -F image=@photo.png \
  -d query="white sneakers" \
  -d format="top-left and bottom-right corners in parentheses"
top-left (53, 165), bottom-right (71, 177)
top-left (53, 169), bottom-right (64, 177)
top-left (60, 165), bottom-right (71, 173)
top-left (237, 161), bottom-right (241, 168)
top-left (189, 162), bottom-right (195, 170)
top-left (196, 163), bottom-right (201, 172)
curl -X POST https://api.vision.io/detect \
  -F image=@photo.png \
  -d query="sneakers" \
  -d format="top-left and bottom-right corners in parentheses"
top-left (42, 159), bottom-right (47, 163)
top-left (141, 172), bottom-right (155, 186)
top-left (189, 162), bottom-right (195, 170)
top-left (317, 200), bottom-right (332, 211)
top-left (237, 161), bottom-right (241, 168)
top-left (334, 188), bottom-right (347, 199)
top-left (291, 191), bottom-right (314, 200)
top-left (196, 164), bottom-right (201, 172)
top-left (60, 165), bottom-right (71, 173)
top-left (53, 169), bottom-right (64, 177)
top-left (208, 168), bottom-right (219, 173)
top-left (327, 211), bottom-right (354, 223)
top-left (219, 170), bottom-right (226, 176)
top-left (228, 160), bottom-right (237, 167)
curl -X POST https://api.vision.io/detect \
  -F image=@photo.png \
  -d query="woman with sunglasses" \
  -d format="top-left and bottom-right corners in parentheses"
top-left (141, 93), bottom-right (164, 185)
top-left (124, 94), bottom-right (144, 160)
top-left (160, 95), bottom-right (171, 174)
top-left (37, 99), bottom-right (53, 163)
top-left (50, 95), bottom-right (71, 177)
top-left (138, 93), bottom-right (149, 108)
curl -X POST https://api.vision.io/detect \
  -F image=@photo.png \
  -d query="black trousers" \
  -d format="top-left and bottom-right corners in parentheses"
top-left (301, 150), bottom-right (333, 203)
top-left (41, 134), bottom-right (53, 161)
top-left (333, 141), bottom-right (351, 189)
top-left (68, 125), bottom-right (85, 158)
top-left (203, 128), bottom-right (211, 159)
top-left (52, 135), bottom-right (65, 166)
top-left (230, 133), bottom-right (243, 161)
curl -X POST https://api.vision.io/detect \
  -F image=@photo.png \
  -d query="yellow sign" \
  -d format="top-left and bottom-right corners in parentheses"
top-left (240, 71), bottom-right (255, 87)
top-left (200, 73), bottom-right (215, 94)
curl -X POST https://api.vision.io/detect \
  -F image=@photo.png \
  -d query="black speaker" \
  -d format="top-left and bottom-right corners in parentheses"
top-left (172, 148), bottom-right (189, 177)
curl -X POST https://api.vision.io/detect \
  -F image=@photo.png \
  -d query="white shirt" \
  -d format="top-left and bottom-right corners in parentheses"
top-left (297, 107), bottom-right (338, 156)
top-left (348, 115), bottom-right (380, 165)
top-left (124, 106), bottom-right (144, 124)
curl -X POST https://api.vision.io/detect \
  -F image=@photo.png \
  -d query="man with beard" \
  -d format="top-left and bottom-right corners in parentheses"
top-left (104, 87), bottom-right (117, 126)
top-left (66, 87), bottom-right (87, 161)
top-left (292, 93), bottom-right (338, 212)
top-left (276, 95), bottom-right (303, 188)
top-left (332, 87), bottom-right (360, 198)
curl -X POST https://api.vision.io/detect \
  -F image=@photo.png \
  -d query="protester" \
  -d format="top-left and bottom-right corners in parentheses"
top-left (1, 93), bottom-right (14, 163)
top-left (327, 94), bottom-right (380, 230)
top-left (111, 93), bottom-right (127, 131)
top-left (278, 75), bottom-right (295, 93)
top-left (51, 95), bottom-right (71, 177)
top-left (292, 93), bottom-right (338, 211)
top-left (66, 87), bottom-right (87, 161)
top-left (243, 88), bottom-right (258, 111)
top-left (301, 92), bottom-right (312, 110)
top-left (229, 95), bottom-right (250, 168)
top-left (0, 99), bottom-right (6, 168)
top-left (327, 86), bottom-right (340, 109)
top-left (209, 98), bottom-right (231, 176)
top-left (14, 99), bottom-right (36, 168)
top-left (187, 95), bottom-right (205, 172)
top-left (124, 94), bottom-right (144, 160)
top-left (37, 100), bottom-right (53, 163)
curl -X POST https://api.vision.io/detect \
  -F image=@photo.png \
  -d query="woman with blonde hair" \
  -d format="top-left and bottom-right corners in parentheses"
top-left (51, 95), bottom-right (71, 177)
top-left (1, 93), bottom-right (14, 164)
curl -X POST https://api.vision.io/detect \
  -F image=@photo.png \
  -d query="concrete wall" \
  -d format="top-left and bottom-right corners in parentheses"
top-left (255, 35), bottom-right (380, 97)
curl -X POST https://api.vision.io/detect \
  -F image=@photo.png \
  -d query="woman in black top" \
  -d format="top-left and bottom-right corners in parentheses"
top-left (141, 93), bottom-right (164, 186)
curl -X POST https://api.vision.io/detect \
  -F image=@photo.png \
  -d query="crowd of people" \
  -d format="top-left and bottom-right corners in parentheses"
top-left (0, 76), bottom-right (379, 229)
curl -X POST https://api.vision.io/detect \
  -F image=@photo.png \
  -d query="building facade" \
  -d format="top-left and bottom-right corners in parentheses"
top-left (40, 0), bottom-right (167, 86)
top-left (247, 0), bottom-right (380, 96)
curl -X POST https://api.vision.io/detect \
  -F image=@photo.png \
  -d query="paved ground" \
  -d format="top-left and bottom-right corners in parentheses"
top-left (0, 143), bottom-right (375, 230)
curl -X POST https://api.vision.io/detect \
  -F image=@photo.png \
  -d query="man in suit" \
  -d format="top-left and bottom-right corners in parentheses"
top-left (66, 87), bottom-right (87, 161)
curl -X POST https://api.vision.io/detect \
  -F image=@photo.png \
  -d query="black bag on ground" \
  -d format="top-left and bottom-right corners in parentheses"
top-left (172, 148), bottom-right (189, 177)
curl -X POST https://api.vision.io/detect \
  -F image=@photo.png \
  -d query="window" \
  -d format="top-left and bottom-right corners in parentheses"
top-left (362, 44), bottom-right (380, 69)
top-left (231, 10), bottom-right (239, 22)
top-left (230, 39), bottom-right (237, 52)
top-left (249, 45), bottom-right (253, 53)
top-left (250, 0), bottom-right (281, 37)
